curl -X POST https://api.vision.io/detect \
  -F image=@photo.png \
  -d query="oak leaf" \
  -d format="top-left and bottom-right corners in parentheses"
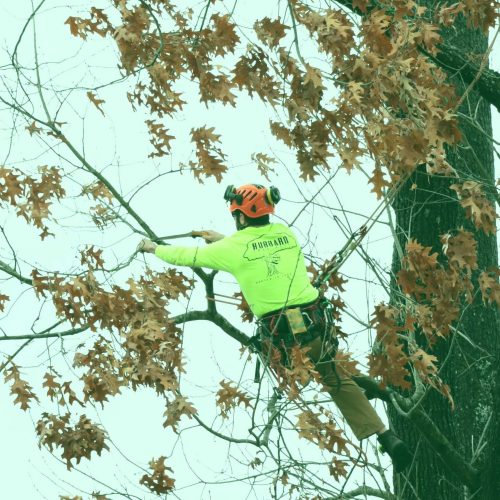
top-left (0, 293), bottom-right (9, 312)
top-left (254, 18), bottom-right (289, 48)
top-left (140, 456), bottom-right (175, 495)
top-left (163, 395), bottom-right (197, 432)
top-left (87, 91), bottom-right (105, 115)
top-left (252, 152), bottom-right (276, 181)
top-left (478, 268), bottom-right (500, 307)
top-left (232, 291), bottom-right (254, 323)
top-left (450, 181), bottom-right (497, 234)
top-left (441, 229), bottom-right (477, 274)
top-left (5, 364), bottom-right (39, 411)
top-left (26, 121), bottom-right (43, 136)
top-left (411, 348), bottom-right (438, 381)
top-left (216, 380), bottom-right (252, 418)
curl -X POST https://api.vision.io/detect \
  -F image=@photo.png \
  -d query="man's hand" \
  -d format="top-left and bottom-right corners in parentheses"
top-left (198, 230), bottom-right (225, 243)
top-left (137, 238), bottom-right (158, 254)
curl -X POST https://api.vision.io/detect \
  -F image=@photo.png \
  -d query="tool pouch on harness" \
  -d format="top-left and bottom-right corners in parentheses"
top-left (258, 297), bottom-right (338, 367)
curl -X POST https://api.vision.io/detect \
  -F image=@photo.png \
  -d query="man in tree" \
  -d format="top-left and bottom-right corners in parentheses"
top-left (138, 183), bottom-right (412, 471)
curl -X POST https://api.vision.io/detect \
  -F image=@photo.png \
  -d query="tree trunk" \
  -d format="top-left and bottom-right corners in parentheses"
top-left (388, 12), bottom-right (500, 500)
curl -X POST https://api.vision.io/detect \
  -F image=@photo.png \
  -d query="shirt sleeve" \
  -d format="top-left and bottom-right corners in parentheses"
top-left (154, 237), bottom-right (237, 273)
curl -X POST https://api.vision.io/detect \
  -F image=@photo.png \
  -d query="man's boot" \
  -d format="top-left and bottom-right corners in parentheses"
top-left (377, 429), bottom-right (412, 472)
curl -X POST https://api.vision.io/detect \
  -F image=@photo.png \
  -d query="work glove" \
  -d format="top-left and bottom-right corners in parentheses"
top-left (199, 230), bottom-right (225, 243)
top-left (137, 238), bottom-right (157, 254)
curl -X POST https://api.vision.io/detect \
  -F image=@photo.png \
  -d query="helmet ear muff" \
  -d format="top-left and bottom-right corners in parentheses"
top-left (224, 185), bottom-right (243, 204)
top-left (267, 186), bottom-right (281, 205)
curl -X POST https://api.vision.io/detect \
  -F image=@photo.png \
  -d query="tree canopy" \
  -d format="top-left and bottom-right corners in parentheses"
top-left (0, 1), bottom-right (499, 498)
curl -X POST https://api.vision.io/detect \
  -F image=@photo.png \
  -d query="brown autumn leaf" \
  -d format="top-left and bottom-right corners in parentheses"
top-left (65, 8), bottom-right (113, 39)
top-left (5, 364), bottom-right (40, 411)
top-left (254, 17), bottom-right (289, 48)
top-left (26, 121), bottom-right (43, 136)
top-left (163, 395), bottom-right (197, 432)
top-left (0, 167), bottom-right (23, 205)
top-left (232, 291), bottom-right (254, 323)
top-left (329, 458), bottom-right (348, 481)
top-left (207, 14), bottom-right (240, 56)
top-left (369, 167), bottom-right (390, 199)
top-left (81, 181), bottom-right (113, 202)
top-left (370, 303), bottom-right (400, 345)
top-left (140, 456), bottom-right (175, 495)
top-left (411, 348), bottom-right (438, 381)
top-left (190, 126), bottom-right (228, 183)
top-left (146, 119), bottom-right (175, 157)
top-left (334, 350), bottom-right (362, 378)
top-left (43, 372), bottom-right (61, 401)
top-left (252, 152), bottom-right (276, 181)
top-left (436, 3), bottom-right (465, 27)
top-left (0, 293), bottom-right (9, 312)
top-left (368, 343), bottom-right (412, 390)
top-left (36, 413), bottom-right (109, 470)
top-left (450, 181), bottom-right (497, 235)
top-left (80, 245), bottom-right (105, 269)
top-left (87, 91), bottom-right (105, 115)
top-left (296, 410), bottom-right (349, 454)
top-left (441, 229), bottom-right (477, 274)
top-left (216, 380), bottom-right (252, 418)
top-left (478, 267), bottom-right (500, 307)
top-left (304, 64), bottom-right (325, 89)
top-left (417, 23), bottom-right (441, 55)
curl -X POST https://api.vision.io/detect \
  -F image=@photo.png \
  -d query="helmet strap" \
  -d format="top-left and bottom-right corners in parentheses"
top-left (233, 211), bottom-right (248, 231)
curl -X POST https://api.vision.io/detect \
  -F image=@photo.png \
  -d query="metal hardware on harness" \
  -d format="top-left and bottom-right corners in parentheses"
top-left (258, 299), bottom-right (336, 349)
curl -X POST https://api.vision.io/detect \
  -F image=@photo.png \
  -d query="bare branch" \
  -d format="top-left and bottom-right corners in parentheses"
top-left (0, 325), bottom-right (89, 342)
top-left (0, 259), bottom-right (33, 285)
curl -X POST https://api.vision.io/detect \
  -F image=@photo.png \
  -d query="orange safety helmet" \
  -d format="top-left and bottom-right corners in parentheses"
top-left (224, 184), bottom-right (281, 218)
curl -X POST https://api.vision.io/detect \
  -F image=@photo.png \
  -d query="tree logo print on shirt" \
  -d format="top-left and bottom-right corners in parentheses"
top-left (264, 254), bottom-right (281, 277)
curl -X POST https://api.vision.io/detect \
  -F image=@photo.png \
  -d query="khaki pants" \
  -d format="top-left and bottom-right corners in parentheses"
top-left (303, 336), bottom-right (385, 440)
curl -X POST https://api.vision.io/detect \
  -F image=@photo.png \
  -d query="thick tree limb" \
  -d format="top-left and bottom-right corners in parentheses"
top-left (0, 259), bottom-right (32, 285)
top-left (423, 43), bottom-right (500, 112)
top-left (326, 485), bottom-right (397, 500)
top-left (352, 377), bottom-right (480, 489)
top-left (172, 308), bottom-right (251, 346)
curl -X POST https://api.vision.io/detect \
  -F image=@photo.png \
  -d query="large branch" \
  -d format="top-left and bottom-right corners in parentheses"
top-left (352, 377), bottom-right (479, 489)
top-left (327, 486), bottom-right (396, 500)
top-left (423, 44), bottom-right (500, 112)
top-left (0, 259), bottom-right (32, 285)
top-left (172, 308), bottom-right (251, 346)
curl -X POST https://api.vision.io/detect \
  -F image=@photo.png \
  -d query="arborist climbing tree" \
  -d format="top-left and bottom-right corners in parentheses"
top-left (139, 183), bottom-right (412, 472)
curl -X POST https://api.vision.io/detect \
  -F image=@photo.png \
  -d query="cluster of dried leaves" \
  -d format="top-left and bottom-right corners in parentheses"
top-left (1, 0), bottom-right (499, 496)
top-left (369, 227), bottom-right (498, 403)
top-left (6, 264), bottom-right (196, 472)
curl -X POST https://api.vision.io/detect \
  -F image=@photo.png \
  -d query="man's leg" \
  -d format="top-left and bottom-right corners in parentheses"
top-left (304, 336), bottom-right (385, 440)
top-left (303, 335), bottom-right (413, 471)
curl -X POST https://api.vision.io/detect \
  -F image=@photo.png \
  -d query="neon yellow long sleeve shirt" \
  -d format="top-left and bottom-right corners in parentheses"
top-left (155, 223), bottom-right (319, 318)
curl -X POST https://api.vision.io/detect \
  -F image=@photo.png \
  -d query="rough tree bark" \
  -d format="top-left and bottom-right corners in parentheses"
top-left (388, 12), bottom-right (500, 500)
